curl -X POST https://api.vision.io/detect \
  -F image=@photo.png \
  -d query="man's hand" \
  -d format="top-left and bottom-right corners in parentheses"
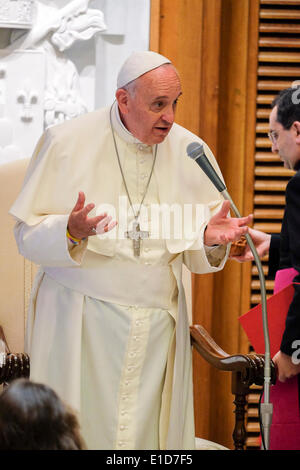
top-left (67, 191), bottom-right (117, 240)
top-left (230, 227), bottom-right (271, 262)
top-left (204, 200), bottom-right (252, 246)
top-left (272, 350), bottom-right (300, 382)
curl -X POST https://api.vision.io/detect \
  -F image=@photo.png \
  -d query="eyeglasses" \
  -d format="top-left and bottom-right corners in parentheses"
top-left (268, 130), bottom-right (279, 144)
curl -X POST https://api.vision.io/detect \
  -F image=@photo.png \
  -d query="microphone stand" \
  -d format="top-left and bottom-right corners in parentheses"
top-left (186, 142), bottom-right (273, 448)
top-left (221, 188), bottom-right (273, 450)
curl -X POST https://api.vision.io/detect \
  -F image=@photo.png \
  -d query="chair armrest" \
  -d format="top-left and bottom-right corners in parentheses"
top-left (190, 324), bottom-right (276, 386)
top-left (190, 324), bottom-right (277, 450)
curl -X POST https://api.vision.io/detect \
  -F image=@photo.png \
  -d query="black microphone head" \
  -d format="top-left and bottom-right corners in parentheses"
top-left (186, 142), bottom-right (204, 160)
top-left (186, 141), bottom-right (226, 193)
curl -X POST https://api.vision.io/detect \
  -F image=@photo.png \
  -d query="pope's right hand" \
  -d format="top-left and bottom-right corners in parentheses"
top-left (67, 191), bottom-right (117, 240)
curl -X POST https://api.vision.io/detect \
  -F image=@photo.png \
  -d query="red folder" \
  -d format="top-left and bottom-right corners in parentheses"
top-left (239, 283), bottom-right (296, 357)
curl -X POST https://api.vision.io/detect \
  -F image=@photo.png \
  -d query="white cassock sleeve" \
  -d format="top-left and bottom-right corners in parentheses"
top-left (182, 221), bottom-right (229, 274)
top-left (13, 215), bottom-right (88, 267)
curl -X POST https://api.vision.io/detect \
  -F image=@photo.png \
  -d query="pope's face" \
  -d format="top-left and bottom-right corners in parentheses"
top-left (117, 65), bottom-right (182, 145)
top-left (269, 106), bottom-right (300, 170)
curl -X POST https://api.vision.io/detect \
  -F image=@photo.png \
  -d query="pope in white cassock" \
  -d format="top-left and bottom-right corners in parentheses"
top-left (10, 51), bottom-right (251, 450)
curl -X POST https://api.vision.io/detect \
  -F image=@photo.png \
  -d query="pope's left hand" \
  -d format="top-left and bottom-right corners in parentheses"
top-left (272, 350), bottom-right (300, 382)
top-left (204, 200), bottom-right (253, 246)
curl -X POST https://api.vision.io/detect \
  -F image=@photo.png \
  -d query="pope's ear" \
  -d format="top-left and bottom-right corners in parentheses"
top-left (116, 88), bottom-right (130, 114)
top-left (294, 121), bottom-right (300, 144)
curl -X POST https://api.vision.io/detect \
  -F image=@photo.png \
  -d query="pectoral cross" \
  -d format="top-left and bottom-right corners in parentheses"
top-left (125, 220), bottom-right (149, 257)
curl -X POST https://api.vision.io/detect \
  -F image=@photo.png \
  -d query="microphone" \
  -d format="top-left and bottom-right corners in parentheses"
top-left (187, 142), bottom-right (226, 193)
top-left (187, 141), bottom-right (273, 450)
top-left (186, 142), bottom-right (242, 216)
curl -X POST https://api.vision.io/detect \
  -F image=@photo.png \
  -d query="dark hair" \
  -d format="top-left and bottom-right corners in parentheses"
top-left (0, 379), bottom-right (85, 450)
top-left (271, 86), bottom-right (300, 129)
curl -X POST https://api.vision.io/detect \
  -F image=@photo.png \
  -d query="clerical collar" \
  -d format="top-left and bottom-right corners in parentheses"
top-left (110, 100), bottom-right (151, 149)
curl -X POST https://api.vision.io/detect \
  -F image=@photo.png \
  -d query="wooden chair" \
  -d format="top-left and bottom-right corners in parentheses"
top-left (190, 324), bottom-right (277, 450)
top-left (0, 159), bottom-right (32, 386)
top-left (0, 325), bottom-right (29, 385)
top-left (0, 158), bottom-right (35, 354)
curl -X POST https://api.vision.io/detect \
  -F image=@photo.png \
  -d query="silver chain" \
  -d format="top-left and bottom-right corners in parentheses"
top-left (109, 103), bottom-right (158, 221)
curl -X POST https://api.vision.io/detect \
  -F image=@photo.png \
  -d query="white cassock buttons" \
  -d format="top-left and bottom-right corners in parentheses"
top-left (115, 310), bottom-right (150, 450)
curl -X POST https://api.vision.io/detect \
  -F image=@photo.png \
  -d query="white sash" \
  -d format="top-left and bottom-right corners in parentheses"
top-left (44, 256), bottom-right (177, 310)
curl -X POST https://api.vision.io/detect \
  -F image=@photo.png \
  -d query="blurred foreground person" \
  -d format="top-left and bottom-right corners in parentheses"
top-left (0, 379), bottom-right (85, 450)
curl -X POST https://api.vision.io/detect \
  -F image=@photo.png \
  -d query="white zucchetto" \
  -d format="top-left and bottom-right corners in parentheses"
top-left (117, 51), bottom-right (172, 89)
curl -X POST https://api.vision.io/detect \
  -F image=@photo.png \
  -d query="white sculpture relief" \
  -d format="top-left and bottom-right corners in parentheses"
top-left (43, 40), bottom-right (87, 127)
top-left (0, 117), bottom-right (22, 162)
top-left (11, 1), bottom-right (106, 51)
top-left (0, 0), bottom-right (106, 164)
top-left (51, 4), bottom-right (105, 52)
top-left (9, 1), bottom-right (106, 128)
top-left (0, 49), bottom-right (45, 160)
top-left (0, 65), bottom-right (6, 105)
top-left (0, 0), bottom-right (150, 166)
top-left (17, 80), bottom-right (38, 123)
top-left (0, 0), bottom-right (34, 29)
top-left (17, 0), bottom-right (34, 24)
top-left (0, 1), bottom-right (9, 20)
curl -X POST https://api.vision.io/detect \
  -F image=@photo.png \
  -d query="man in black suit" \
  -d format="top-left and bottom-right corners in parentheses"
top-left (232, 86), bottom-right (300, 383)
